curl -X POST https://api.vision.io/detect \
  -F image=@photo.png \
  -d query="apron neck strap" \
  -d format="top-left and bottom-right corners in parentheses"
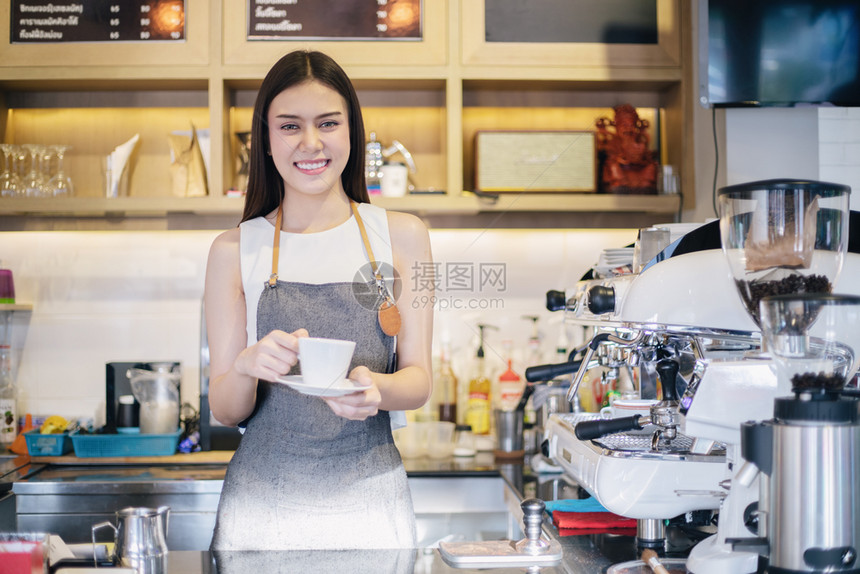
top-left (269, 200), bottom-right (375, 287)
top-left (268, 203), bottom-right (283, 288)
top-left (351, 201), bottom-right (382, 280)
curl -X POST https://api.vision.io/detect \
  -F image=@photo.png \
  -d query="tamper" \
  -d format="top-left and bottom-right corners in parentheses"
top-left (438, 498), bottom-right (563, 569)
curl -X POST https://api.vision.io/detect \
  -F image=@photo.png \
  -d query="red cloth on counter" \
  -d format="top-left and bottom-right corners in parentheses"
top-left (552, 510), bottom-right (638, 536)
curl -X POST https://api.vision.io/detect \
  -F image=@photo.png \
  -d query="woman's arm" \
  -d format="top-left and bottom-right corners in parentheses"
top-left (203, 228), bottom-right (304, 426)
top-left (324, 211), bottom-right (434, 420)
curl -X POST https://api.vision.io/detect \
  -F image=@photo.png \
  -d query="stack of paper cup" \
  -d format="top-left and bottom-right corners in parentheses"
top-left (0, 267), bottom-right (14, 304)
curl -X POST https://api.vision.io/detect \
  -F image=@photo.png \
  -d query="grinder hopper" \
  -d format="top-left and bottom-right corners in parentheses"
top-left (718, 179), bottom-right (851, 327)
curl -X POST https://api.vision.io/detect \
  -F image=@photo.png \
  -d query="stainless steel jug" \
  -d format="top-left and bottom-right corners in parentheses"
top-left (92, 506), bottom-right (170, 573)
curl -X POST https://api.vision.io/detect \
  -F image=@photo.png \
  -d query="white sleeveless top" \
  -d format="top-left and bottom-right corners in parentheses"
top-left (239, 202), bottom-right (394, 346)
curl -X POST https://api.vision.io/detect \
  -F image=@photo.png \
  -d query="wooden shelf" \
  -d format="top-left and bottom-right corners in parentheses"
top-left (0, 197), bottom-right (242, 217)
top-left (463, 193), bottom-right (681, 213)
top-left (0, 303), bottom-right (32, 312)
top-left (28, 449), bottom-right (234, 466)
top-left (0, 194), bottom-right (680, 218)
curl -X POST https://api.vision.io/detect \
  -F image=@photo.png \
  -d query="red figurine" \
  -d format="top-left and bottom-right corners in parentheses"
top-left (595, 104), bottom-right (658, 194)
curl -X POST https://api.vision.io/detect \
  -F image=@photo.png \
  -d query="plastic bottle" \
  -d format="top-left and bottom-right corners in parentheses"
top-left (437, 340), bottom-right (458, 423)
top-left (465, 325), bottom-right (493, 435)
top-left (497, 359), bottom-right (524, 411)
top-left (0, 312), bottom-right (15, 449)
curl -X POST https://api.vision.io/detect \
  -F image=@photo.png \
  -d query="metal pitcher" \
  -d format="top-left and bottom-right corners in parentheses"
top-left (92, 506), bottom-right (170, 573)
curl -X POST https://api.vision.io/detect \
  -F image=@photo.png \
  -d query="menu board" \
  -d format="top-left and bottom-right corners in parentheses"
top-left (10, 0), bottom-right (186, 43)
top-left (247, 0), bottom-right (421, 41)
top-left (484, 0), bottom-right (657, 44)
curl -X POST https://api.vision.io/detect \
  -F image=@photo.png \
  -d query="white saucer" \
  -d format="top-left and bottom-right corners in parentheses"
top-left (275, 375), bottom-right (367, 397)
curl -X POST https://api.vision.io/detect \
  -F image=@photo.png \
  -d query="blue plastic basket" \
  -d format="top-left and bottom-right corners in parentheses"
top-left (24, 430), bottom-right (73, 456)
top-left (70, 428), bottom-right (181, 458)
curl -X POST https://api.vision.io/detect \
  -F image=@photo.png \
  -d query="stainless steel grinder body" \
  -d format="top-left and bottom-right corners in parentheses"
top-left (743, 396), bottom-right (860, 573)
top-left (770, 419), bottom-right (860, 572)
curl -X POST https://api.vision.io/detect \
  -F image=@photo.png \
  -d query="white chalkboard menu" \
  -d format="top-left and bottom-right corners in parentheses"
top-left (247, 0), bottom-right (421, 41)
top-left (10, 0), bottom-right (186, 43)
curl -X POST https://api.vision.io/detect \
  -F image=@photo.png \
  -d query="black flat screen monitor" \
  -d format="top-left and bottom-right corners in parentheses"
top-left (699, 0), bottom-right (860, 107)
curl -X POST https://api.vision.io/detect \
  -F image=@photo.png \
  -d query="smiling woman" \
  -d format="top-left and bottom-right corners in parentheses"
top-left (203, 50), bottom-right (435, 552)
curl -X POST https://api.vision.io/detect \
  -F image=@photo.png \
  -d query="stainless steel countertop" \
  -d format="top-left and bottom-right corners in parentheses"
top-left (12, 464), bottom-right (227, 495)
top-left (165, 548), bottom-right (569, 574)
top-left (12, 452), bottom-right (640, 573)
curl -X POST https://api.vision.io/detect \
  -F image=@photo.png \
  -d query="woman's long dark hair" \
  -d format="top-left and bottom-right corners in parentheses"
top-left (241, 50), bottom-right (369, 223)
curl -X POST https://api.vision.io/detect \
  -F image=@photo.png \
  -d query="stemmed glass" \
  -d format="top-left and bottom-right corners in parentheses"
top-left (48, 145), bottom-right (74, 197)
top-left (0, 144), bottom-right (21, 198)
top-left (22, 144), bottom-right (49, 198)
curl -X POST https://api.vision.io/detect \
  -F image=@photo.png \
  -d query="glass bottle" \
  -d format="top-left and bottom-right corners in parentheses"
top-left (437, 343), bottom-right (458, 423)
top-left (522, 316), bottom-right (543, 425)
top-left (365, 132), bottom-right (383, 195)
top-left (465, 325), bottom-right (492, 435)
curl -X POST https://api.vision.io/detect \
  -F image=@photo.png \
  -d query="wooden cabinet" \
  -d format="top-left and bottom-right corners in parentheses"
top-left (0, 0), bottom-right (688, 229)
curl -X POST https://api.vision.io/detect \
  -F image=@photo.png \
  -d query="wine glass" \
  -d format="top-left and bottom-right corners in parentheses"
top-left (48, 145), bottom-right (74, 197)
top-left (0, 144), bottom-right (21, 198)
top-left (21, 144), bottom-right (49, 198)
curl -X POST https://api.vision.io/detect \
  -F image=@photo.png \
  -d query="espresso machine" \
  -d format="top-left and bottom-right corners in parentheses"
top-left (541, 179), bottom-right (857, 572)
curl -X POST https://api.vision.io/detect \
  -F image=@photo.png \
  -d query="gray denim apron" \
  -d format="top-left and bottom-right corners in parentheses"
top-left (210, 206), bottom-right (415, 551)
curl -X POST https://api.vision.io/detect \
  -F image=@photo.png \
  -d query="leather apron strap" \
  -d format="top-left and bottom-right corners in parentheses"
top-left (267, 204), bottom-right (283, 288)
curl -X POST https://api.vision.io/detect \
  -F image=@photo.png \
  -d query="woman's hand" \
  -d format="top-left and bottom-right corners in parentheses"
top-left (323, 365), bottom-right (382, 420)
top-left (235, 328), bottom-right (308, 383)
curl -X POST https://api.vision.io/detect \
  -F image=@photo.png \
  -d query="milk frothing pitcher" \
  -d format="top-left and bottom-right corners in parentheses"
top-left (92, 506), bottom-right (170, 573)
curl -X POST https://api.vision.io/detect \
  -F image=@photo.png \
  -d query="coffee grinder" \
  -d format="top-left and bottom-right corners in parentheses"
top-left (735, 294), bottom-right (860, 573)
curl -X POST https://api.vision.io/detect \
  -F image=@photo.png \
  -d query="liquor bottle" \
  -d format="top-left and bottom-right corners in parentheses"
top-left (437, 342), bottom-right (458, 423)
top-left (465, 325), bottom-right (493, 435)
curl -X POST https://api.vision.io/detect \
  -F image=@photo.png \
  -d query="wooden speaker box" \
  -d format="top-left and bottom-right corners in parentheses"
top-left (474, 130), bottom-right (596, 193)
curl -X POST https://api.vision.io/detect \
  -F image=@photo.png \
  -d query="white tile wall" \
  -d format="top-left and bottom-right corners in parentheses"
top-left (0, 226), bottom-right (636, 424)
top-left (819, 108), bottom-right (860, 211)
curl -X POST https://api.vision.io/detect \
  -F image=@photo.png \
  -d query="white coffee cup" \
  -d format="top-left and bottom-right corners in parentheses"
top-left (600, 398), bottom-right (658, 420)
top-left (380, 162), bottom-right (409, 197)
top-left (298, 337), bottom-right (356, 388)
